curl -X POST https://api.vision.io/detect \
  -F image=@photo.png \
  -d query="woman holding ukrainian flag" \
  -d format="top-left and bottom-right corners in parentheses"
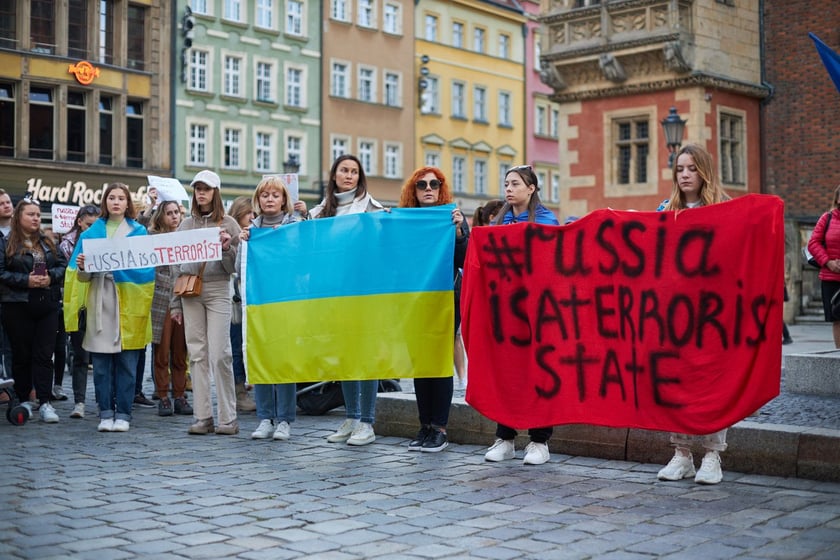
top-left (64, 183), bottom-right (155, 433)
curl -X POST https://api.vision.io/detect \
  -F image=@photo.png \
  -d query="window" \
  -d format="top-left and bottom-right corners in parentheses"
top-left (499, 163), bottom-right (508, 190)
top-left (99, 0), bottom-right (114, 65)
top-left (126, 100), bottom-right (143, 168)
top-left (192, 0), bottom-right (209, 14)
top-left (359, 140), bottom-right (375, 175)
top-left (66, 91), bottom-right (86, 162)
top-left (223, 127), bottom-right (242, 169)
top-left (720, 113), bottom-right (744, 184)
top-left (474, 160), bottom-right (487, 194)
top-left (384, 72), bottom-right (400, 106)
top-left (550, 108), bottom-right (559, 138)
top-left (127, 5), bottom-right (146, 70)
top-left (332, 0), bottom-right (349, 22)
top-left (286, 1), bottom-right (303, 35)
top-left (536, 105), bottom-right (546, 135)
top-left (452, 22), bottom-right (464, 48)
top-left (29, 87), bottom-right (53, 160)
top-left (575, 0), bottom-right (601, 6)
top-left (473, 27), bottom-right (486, 53)
top-left (256, 61), bottom-right (274, 103)
top-left (383, 3), bottom-right (400, 34)
top-left (256, 0), bottom-right (274, 29)
top-left (358, 0), bottom-right (374, 28)
top-left (551, 173), bottom-right (560, 203)
top-left (452, 81), bottom-right (466, 118)
top-left (537, 171), bottom-right (547, 195)
top-left (425, 152), bottom-right (440, 168)
top-left (286, 134), bottom-right (303, 172)
top-left (331, 136), bottom-right (349, 162)
top-left (331, 62), bottom-right (350, 98)
top-left (0, 3), bottom-right (16, 49)
top-left (452, 156), bottom-right (466, 193)
top-left (422, 76), bottom-right (439, 114)
top-left (31, 0), bottom-right (55, 54)
top-left (189, 50), bottom-right (209, 92)
top-left (0, 84), bottom-right (14, 157)
top-left (255, 130), bottom-right (273, 172)
top-left (615, 118), bottom-right (650, 185)
top-left (224, 0), bottom-right (242, 22)
top-left (534, 32), bottom-right (542, 71)
top-left (424, 15), bottom-right (437, 41)
top-left (498, 92), bottom-right (512, 126)
top-left (189, 123), bottom-right (208, 166)
top-left (223, 55), bottom-right (243, 97)
top-left (358, 67), bottom-right (376, 103)
top-left (99, 95), bottom-right (112, 164)
top-left (286, 67), bottom-right (303, 107)
top-left (384, 143), bottom-right (400, 178)
top-left (68, 0), bottom-right (88, 59)
top-left (473, 86), bottom-right (487, 122)
top-left (499, 34), bottom-right (510, 59)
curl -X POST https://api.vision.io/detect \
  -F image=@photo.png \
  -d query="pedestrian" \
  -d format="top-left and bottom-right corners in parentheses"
top-left (311, 154), bottom-right (385, 446)
top-left (59, 204), bottom-right (99, 418)
top-left (484, 165), bottom-right (560, 465)
top-left (66, 183), bottom-right (155, 433)
top-left (227, 196), bottom-right (257, 413)
top-left (656, 143), bottom-right (731, 485)
top-left (806, 183), bottom-right (840, 348)
top-left (149, 201), bottom-right (192, 418)
top-left (239, 177), bottom-right (307, 441)
top-left (398, 166), bottom-right (469, 452)
top-left (0, 188), bottom-right (15, 380)
top-left (0, 198), bottom-right (67, 423)
top-left (471, 200), bottom-right (504, 227)
top-left (171, 170), bottom-right (240, 435)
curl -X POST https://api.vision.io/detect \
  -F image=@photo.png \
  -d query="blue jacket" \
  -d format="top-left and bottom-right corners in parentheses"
top-left (498, 204), bottom-right (560, 226)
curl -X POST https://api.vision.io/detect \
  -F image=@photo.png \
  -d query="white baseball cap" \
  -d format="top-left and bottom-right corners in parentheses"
top-left (190, 170), bottom-right (221, 189)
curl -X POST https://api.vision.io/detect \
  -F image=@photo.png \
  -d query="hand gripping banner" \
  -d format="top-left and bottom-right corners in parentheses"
top-left (461, 194), bottom-right (784, 434)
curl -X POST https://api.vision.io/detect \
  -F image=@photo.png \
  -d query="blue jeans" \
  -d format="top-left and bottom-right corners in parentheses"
top-left (254, 383), bottom-right (296, 423)
top-left (230, 322), bottom-right (246, 385)
top-left (341, 380), bottom-right (377, 424)
top-left (92, 350), bottom-right (140, 422)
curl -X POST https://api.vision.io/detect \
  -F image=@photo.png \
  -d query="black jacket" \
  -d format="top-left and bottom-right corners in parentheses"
top-left (0, 235), bottom-right (67, 304)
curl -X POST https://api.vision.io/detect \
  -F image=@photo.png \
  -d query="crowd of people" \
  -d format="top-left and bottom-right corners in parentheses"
top-left (0, 145), bottom-right (794, 486)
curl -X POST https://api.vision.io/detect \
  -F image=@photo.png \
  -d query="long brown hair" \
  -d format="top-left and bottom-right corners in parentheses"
top-left (150, 200), bottom-right (181, 233)
top-left (493, 166), bottom-right (543, 224)
top-left (6, 200), bottom-right (56, 257)
top-left (398, 167), bottom-right (453, 208)
top-left (190, 185), bottom-right (226, 223)
top-left (662, 144), bottom-right (729, 211)
top-left (100, 182), bottom-right (138, 220)
top-left (318, 154), bottom-right (369, 218)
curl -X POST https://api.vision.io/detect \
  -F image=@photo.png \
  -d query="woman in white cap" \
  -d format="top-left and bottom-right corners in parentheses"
top-left (171, 170), bottom-right (241, 435)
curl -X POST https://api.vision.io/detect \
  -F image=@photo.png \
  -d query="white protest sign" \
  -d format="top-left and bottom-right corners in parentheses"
top-left (81, 228), bottom-right (222, 273)
top-left (51, 204), bottom-right (80, 234)
top-left (147, 176), bottom-right (190, 202)
top-left (263, 173), bottom-right (300, 202)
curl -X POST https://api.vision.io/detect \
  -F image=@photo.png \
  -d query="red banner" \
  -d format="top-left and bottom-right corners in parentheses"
top-left (461, 194), bottom-right (784, 434)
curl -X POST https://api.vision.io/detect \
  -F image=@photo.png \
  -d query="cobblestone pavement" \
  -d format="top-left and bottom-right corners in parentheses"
top-left (3, 403), bottom-right (840, 560)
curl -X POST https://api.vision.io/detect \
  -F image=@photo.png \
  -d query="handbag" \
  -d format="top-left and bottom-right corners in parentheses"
top-left (174, 263), bottom-right (206, 298)
top-left (806, 213), bottom-right (832, 268)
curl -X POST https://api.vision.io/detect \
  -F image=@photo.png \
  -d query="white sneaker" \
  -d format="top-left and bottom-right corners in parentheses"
top-left (39, 403), bottom-right (59, 423)
top-left (98, 418), bottom-right (114, 432)
top-left (326, 418), bottom-right (358, 443)
top-left (523, 442), bottom-right (550, 465)
top-left (112, 419), bottom-right (130, 432)
top-left (251, 419), bottom-right (275, 439)
top-left (695, 452), bottom-right (723, 485)
top-left (273, 421), bottom-right (291, 440)
top-left (657, 451), bottom-right (696, 481)
top-left (347, 422), bottom-right (376, 446)
top-left (52, 385), bottom-right (68, 401)
top-left (485, 439), bottom-right (515, 462)
top-left (70, 403), bottom-right (85, 419)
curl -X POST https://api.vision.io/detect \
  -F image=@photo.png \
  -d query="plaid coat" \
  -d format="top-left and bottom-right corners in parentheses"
top-left (150, 262), bottom-right (176, 344)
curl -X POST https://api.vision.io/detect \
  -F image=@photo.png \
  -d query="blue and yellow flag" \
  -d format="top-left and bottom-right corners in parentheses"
top-left (243, 205), bottom-right (455, 383)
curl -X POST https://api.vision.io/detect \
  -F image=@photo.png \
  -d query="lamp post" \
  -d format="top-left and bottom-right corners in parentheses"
top-left (283, 155), bottom-right (300, 174)
top-left (660, 106), bottom-right (687, 168)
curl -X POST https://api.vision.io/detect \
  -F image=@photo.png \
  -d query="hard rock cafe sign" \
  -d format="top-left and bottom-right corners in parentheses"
top-left (25, 177), bottom-right (149, 206)
top-left (68, 61), bottom-right (100, 85)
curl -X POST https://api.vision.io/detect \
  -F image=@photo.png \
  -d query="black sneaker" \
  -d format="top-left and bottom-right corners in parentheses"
top-left (134, 393), bottom-right (155, 408)
top-left (158, 397), bottom-right (173, 417)
top-left (408, 425), bottom-right (432, 451)
top-left (173, 397), bottom-right (193, 416)
top-left (421, 429), bottom-right (448, 453)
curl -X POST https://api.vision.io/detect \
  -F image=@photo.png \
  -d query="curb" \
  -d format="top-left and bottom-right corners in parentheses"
top-left (375, 392), bottom-right (840, 482)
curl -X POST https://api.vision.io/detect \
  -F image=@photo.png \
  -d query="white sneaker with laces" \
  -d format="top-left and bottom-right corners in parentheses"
top-left (695, 452), bottom-right (723, 485)
top-left (112, 419), bottom-right (130, 432)
top-left (347, 422), bottom-right (376, 446)
top-left (273, 421), bottom-right (291, 440)
top-left (251, 419), bottom-right (274, 439)
top-left (98, 418), bottom-right (114, 432)
top-left (39, 403), bottom-right (59, 423)
top-left (327, 418), bottom-right (358, 443)
top-left (485, 439), bottom-right (515, 462)
top-left (657, 451), bottom-right (696, 481)
top-left (70, 402), bottom-right (85, 419)
top-left (523, 442), bottom-right (550, 465)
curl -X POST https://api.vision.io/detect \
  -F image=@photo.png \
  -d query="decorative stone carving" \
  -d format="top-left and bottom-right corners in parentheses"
top-left (599, 53), bottom-right (627, 82)
top-left (539, 60), bottom-right (567, 90)
top-left (663, 40), bottom-right (691, 73)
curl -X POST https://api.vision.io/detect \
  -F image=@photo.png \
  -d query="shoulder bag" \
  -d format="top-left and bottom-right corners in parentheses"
top-left (174, 262), bottom-right (206, 298)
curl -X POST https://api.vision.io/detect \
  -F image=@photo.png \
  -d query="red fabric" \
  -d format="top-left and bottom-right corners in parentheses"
top-left (807, 208), bottom-right (840, 282)
top-left (461, 194), bottom-right (784, 434)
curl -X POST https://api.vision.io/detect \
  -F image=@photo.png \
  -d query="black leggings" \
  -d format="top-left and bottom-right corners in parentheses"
top-left (2, 297), bottom-right (59, 404)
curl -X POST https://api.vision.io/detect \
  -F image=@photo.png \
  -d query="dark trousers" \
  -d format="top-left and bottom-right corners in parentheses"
top-left (68, 329), bottom-right (88, 403)
top-left (135, 345), bottom-right (147, 395)
top-left (496, 424), bottom-right (553, 444)
top-left (230, 322), bottom-right (246, 385)
top-left (414, 376), bottom-right (453, 428)
top-left (53, 307), bottom-right (67, 385)
top-left (2, 298), bottom-right (59, 404)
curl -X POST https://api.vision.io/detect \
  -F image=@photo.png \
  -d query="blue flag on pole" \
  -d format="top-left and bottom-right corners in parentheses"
top-left (809, 33), bottom-right (840, 95)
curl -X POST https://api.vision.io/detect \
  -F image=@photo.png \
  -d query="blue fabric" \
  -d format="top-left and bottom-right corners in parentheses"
top-left (341, 379), bottom-right (377, 424)
top-left (810, 33), bottom-right (840, 95)
top-left (499, 204), bottom-right (560, 226)
top-left (92, 349), bottom-right (140, 422)
top-left (254, 383), bottom-right (297, 423)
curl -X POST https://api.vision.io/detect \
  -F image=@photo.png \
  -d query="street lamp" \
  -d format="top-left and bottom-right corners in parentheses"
top-left (283, 155), bottom-right (300, 174)
top-left (661, 106), bottom-right (687, 168)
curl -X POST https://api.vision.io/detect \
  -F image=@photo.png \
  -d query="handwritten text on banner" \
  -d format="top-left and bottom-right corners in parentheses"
top-left (81, 228), bottom-right (222, 273)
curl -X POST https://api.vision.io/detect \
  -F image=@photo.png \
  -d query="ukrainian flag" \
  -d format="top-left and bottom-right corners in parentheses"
top-left (244, 205), bottom-right (455, 384)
